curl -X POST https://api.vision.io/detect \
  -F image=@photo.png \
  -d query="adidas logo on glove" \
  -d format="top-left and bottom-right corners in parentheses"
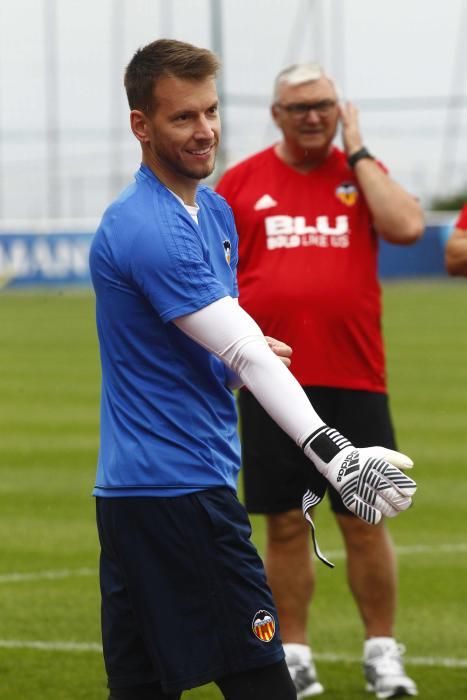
top-left (336, 450), bottom-right (360, 482)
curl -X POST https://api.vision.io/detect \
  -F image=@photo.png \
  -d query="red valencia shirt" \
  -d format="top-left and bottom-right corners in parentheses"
top-left (216, 145), bottom-right (387, 392)
top-left (455, 204), bottom-right (467, 229)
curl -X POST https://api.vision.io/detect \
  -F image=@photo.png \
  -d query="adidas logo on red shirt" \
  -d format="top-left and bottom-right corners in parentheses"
top-left (254, 194), bottom-right (278, 210)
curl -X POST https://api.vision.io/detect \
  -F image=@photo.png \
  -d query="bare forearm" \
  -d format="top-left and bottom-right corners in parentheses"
top-left (445, 229), bottom-right (467, 276)
top-left (340, 101), bottom-right (423, 245)
top-left (353, 159), bottom-right (424, 244)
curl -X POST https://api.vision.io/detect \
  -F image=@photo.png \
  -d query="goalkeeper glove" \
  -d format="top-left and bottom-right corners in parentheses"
top-left (301, 425), bottom-right (417, 567)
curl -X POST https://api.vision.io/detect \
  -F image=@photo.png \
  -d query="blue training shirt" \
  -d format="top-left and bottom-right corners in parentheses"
top-left (90, 164), bottom-right (241, 497)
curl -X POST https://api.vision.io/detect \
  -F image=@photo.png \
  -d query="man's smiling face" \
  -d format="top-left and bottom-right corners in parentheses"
top-left (142, 74), bottom-right (220, 184)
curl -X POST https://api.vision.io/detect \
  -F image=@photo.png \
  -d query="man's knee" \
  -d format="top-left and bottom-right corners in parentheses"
top-left (267, 508), bottom-right (308, 546)
top-left (336, 512), bottom-right (391, 551)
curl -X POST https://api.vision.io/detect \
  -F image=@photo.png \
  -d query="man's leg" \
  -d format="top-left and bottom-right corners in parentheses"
top-left (331, 389), bottom-right (418, 697)
top-left (265, 509), bottom-right (323, 697)
top-left (266, 509), bottom-right (314, 643)
top-left (335, 512), bottom-right (417, 697)
top-left (335, 514), bottom-right (396, 637)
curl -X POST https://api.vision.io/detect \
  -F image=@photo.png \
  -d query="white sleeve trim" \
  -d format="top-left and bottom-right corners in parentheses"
top-left (173, 296), bottom-right (325, 447)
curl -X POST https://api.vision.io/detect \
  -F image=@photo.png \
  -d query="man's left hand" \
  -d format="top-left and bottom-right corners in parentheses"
top-left (265, 336), bottom-right (293, 368)
top-left (340, 101), bottom-right (364, 156)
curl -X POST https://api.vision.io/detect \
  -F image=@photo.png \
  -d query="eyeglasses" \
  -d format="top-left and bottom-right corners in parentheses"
top-left (276, 99), bottom-right (337, 118)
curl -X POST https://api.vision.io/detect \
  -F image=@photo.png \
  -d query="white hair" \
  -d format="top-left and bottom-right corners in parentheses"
top-left (272, 62), bottom-right (341, 103)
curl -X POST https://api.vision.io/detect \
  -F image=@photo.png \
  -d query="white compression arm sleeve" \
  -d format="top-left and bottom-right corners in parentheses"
top-left (173, 295), bottom-right (325, 448)
top-left (221, 297), bottom-right (244, 390)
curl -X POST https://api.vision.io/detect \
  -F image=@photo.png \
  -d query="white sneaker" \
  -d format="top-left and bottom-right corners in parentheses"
top-left (363, 637), bottom-right (418, 699)
top-left (284, 643), bottom-right (324, 698)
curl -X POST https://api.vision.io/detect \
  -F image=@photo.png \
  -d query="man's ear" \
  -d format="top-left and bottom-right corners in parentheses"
top-left (130, 110), bottom-right (149, 144)
top-left (271, 104), bottom-right (280, 128)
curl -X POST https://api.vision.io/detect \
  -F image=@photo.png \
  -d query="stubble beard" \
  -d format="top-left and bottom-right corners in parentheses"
top-left (153, 141), bottom-right (217, 182)
top-left (177, 157), bottom-right (216, 181)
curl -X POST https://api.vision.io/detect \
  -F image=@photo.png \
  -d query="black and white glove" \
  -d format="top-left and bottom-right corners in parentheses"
top-left (301, 425), bottom-right (417, 568)
top-left (302, 425), bottom-right (417, 526)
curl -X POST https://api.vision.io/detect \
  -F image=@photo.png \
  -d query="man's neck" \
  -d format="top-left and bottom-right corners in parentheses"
top-left (275, 142), bottom-right (332, 173)
top-left (142, 155), bottom-right (198, 206)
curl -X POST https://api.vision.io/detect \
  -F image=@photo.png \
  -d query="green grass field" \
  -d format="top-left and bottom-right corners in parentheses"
top-left (1, 281), bottom-right (466, 699)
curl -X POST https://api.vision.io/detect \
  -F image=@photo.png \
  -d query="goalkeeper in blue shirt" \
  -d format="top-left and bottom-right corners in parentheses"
top-left (89, 38), bottom-right (417, 700)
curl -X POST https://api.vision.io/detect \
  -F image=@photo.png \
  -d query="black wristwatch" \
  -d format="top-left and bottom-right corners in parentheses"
top-left (347, 147), bottom-right (374, 169)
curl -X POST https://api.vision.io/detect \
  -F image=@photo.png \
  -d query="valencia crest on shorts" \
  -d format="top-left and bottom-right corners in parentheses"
top-left (252, 609), bottom-right (276, 642)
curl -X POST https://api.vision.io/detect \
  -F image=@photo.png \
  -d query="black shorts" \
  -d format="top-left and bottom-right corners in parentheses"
top-left (239, 386), bottom-right (396, 516)
top-left (96, 488), bottom-right (284, 694)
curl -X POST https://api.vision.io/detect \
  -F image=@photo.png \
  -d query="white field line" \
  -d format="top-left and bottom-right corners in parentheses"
top-left (313, 652), bottom-right (467, 669)
top-left (0, 567), bottom-right (96, 583)
top-left (0, 640), bottom-right (101, 652)
top-left (326, 542), bottom-right (467, 561)
top-left (0, 639), bottom-right (465, 669)
top-left (0, 543), bottom-right (466, 584)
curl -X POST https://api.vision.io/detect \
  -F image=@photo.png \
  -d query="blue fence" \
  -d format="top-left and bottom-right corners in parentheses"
top-left (378, 222), bottom-right (453, 279)
top-left (0, 220), bottom-right (456, 289)
top-left (0, 231), bottom-right (93, 288)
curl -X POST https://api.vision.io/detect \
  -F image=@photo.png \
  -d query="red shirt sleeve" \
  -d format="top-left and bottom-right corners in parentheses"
top-left (455, 204), bottom-right (467, 230)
